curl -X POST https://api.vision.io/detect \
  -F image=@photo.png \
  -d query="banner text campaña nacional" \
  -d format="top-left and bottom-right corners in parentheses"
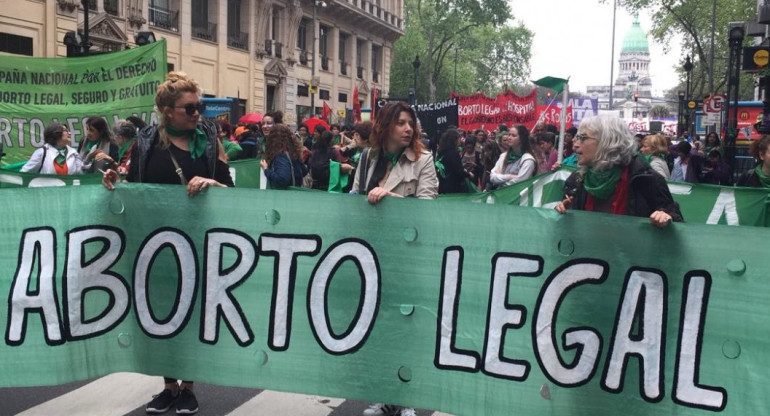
top-left (1, 185), bottom-right (769, 415)
top-left (0, 41), bottom-right (167, 165)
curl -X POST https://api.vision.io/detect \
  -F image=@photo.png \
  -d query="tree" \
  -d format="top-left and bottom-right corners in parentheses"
top-left (649, 104), bottom-right (672, 118)
top-left (389, 0), bottom-right (533, 102)
top-left (607, 0), bottom-right (757, 100)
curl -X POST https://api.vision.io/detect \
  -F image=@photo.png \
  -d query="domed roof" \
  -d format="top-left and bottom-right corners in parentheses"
top-left (621, 15), bottom-right (649, 54)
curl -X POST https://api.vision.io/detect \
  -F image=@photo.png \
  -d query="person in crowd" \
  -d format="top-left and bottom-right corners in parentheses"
top-left (306, 124), bottom-right (325, 151)
top-left (21, 122), bottom-right (83, 175)
top-left (309, 130), bottom-right (352, 190)
top-left (435, 128), bottom-right (469, 194)
top-left (112, 119), bottom-right (138, 175)
top-left (640, 134), bottom-right (670, 179)
top-left (461, 136), bottom-right (481, 185)
top-left (736, 135), bottom-right (770, 187)
top-left (351, 101), bottom-right (437, 205)
top-left (238, 124), bottom-right (261, 159)
top-left (670, 141), bottom-right (703, 183)
top-left (340, 120), bottom-right (372, 168)
top-left (217, 121), bottom-right (242, 161)
top-left (102, 71), bottom-right (233, 416)
top-left (489, 125), bottom-right (537, 189)
top-left (474, 129), bottom-right (486, 152)
top-left (537, 132), bottom-right (558, 172)
top-left (297, 123), bottom-right (310, 146)
top-left (126, 115), bottom-right (147, 130)
top-left (702, 149), bottom-right (731, 185)
top-left (704, 132), bottom-right (722, 156)
top-left (562, 126), bottom-right (577, 159)
top-left (692, 140), bottom-right (705, 157)
top-left (480, 140), bottom-right (501, 191)
top-left (78, 116), bottom-right (119, 173)
top-left (270, 110), bottom-right (284, 125)
top-left (331, 124), bottom-right (342, 145)
top-left (555, 115), bottom-right (682, 227)
top-left (260, 124), bottom-right (307, 189)
top-left (554, 132), bottom-right (581, 169)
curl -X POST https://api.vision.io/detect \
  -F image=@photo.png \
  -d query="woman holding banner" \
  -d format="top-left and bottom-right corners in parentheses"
top-left (488, 125), bottom-right (536, 189)
top-left (736, 135), bottom-right (770, 188)
top-left (555, 115), bottom-right (682, 227)
top-left (351, 101), bottom-right (438, 204)
top-left (102, 71), bottom-right (233, 415)
top-left (21, 122), bottom-right (84, 175)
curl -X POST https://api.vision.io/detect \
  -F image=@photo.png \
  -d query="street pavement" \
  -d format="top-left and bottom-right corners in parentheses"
top-left (0, 373), bottom-right (455, 416)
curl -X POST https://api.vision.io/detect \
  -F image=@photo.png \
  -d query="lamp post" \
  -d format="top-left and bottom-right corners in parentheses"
top-left (412, 55), bottom-right (420, 105)
top-left (81, 0), bottom-right (92, 55)
top-left (677, 90), bottom-right (685, 136)
top-left (310, 1), bottom-right (327, 118)
top-left (683, 55), bottom-right (694, 138)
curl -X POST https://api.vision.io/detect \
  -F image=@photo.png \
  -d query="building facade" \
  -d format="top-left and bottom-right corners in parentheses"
top-left (0, 0), bottom-right (403, 126)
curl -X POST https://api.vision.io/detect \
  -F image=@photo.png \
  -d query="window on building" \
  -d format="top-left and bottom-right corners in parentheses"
top-left (192, 0), bottom-right (208, 28)
top-left (297, 20), bottom-right (308, 50)
top-left (356, 40), bottom-right (363, 68)
top-left (88, 0), bottom-right (96, 10)
top-left (339, 33), bottom-right (347, 62)
top-left (149, 0), bottom-right (179, 32)
top-left (371, 44), bottom-right (380, 72)
top-left (104, 0), bottom-right (120, 15)
top-left (319, 25), bottom-right (329, 57)
top-left (0, 33), bottom-right (33, 56)
top-left (228, 0), bottom-right (241, 35)
top-left (167, 63), bottom-right (175, 73)
top-left (272, 10), bottom-right (279, 41)
top-left (297, 85), bottom-right (309, 97)
top-left (320, 89), bottom-right (330, 100)
top-left (338, 93), bottom-right (347, 103)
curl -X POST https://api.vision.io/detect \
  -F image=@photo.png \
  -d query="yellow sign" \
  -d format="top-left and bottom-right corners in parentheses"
top-left (337, 109), bottom-right (346, 116)
top-left (687, 100), bottom-right (697, 110)
top-left (309, 85), bottom-right (318, 94)
top-left (754, 49), bottom-right (769, 68)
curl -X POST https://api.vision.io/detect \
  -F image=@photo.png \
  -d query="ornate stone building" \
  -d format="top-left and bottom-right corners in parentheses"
top-left (0, 0), bottom-right (404, 125)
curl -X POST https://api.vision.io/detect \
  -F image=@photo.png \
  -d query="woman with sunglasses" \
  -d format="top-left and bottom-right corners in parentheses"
top-left (555, 115), bottom-right (682, 227)
top-left (21, 122), bottom-right (84, 174)
top-left (102, 72), bottom-right (232, 415)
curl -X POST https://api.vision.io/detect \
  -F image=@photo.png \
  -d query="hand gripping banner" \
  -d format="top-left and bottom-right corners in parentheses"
top-left (0, 184), bottom-right (769, 416)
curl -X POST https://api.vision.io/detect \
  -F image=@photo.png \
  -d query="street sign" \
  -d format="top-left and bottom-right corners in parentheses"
top-left (742, 46), bottom-right (770, 72)
top-left (702, 94), bottom-right (726, 125)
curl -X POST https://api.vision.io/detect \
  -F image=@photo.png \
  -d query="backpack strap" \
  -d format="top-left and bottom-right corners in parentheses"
top-left (37, 145), bottom-right (48, 174)
top-left (357, 148), bottom-right (370, 194)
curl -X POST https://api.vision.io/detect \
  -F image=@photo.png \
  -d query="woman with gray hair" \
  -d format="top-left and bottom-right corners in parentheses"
top-left (555, 115), bottom-right (682, 228)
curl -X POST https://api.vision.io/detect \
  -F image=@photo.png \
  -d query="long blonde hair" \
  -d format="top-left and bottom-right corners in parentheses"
top-left (155, 71), bottom-right (201, 148)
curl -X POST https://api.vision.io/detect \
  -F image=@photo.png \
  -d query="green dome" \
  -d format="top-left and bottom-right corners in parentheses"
top-left (621, 16), bottom-right (649, 54)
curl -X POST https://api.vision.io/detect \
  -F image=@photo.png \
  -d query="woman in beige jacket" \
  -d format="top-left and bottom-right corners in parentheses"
top-left (351, 101), bottom-right (438, 204)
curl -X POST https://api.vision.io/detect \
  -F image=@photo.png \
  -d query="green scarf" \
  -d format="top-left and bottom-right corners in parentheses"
top-left (54, 147), bottom-right (67, 166)
top-left (506, 150), bottom-right (522, 165)
top-left (583, 165), bottom-right (622, 199)
top-left (755, 165), bottom-right (770, 188)
top-left (117, 138), bottom-right (135, 163)
top-left (435, 156), bottom-right (446, 179)
top-left (638, 151), bottom-right (666, 165)
top-left (384, 149), bottom-right (404, 169)
top-left (352, 149), bottom-right (362, 165)
top-left (85, 140), bottom-right (99, 152)
top-left (165, 125), bottom-right (207, 160)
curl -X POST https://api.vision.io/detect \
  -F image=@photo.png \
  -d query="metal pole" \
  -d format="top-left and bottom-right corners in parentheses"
top-left (709, 0), bottom-right (716, 93)
top-left (310, 2), bottom-right (317, 117)
top-left (453, 47), bottom-right (458, 93)
top-left (81, 0), bottom-right (90, 55)
top-left (557, 83), bottom-right (569, 163)
top-left (608, 0), bottom-right (617, 110)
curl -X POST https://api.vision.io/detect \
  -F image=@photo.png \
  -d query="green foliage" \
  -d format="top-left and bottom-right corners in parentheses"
top-left (605, 0), bottom-right (757, 100)
top-left (389, 0), bottom-right (533, 103)
top-left (649, 104), bottom-right (672, 118)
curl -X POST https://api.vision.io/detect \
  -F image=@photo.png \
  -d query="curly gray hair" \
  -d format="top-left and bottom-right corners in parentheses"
top-left (577, 115), bottom-right (637, 171)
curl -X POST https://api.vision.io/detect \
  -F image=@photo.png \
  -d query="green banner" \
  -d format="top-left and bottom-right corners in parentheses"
top-left (1, 184), bottom-right (769, 415)
top-left (0, 41), bottom-right (167, 166)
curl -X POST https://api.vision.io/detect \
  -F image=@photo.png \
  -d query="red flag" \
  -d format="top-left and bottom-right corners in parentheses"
top-left (322, 101), bottom-right (332, 122)
top-left (353, 85), bottom-right (362, 122)
top-left (372, 83), bottom-right (377, 120)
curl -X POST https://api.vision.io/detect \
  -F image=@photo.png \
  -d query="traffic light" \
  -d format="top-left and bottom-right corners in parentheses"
top-left (546, 91), bottom-right (552, 99)
top-left (633, 92), bottom-right (639, 102)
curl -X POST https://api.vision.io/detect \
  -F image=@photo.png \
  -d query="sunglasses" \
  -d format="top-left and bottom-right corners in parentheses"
top-left (176, 102), bottom-right (206, 116)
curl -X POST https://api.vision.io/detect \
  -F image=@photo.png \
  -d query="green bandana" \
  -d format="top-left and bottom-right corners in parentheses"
top-left (54, 147), bottom-right (67, 166)
top-left (435, 156), bottom-right (446, 179)
top-left (117, 138), bottom-right (135, 164)
top-left (352, 150), bottom-right (362, 165)
top-left (506, 150), bottom-right (522, 165)
top-left (638, 152), bottom-right (665, 165)
top-left (583, 165), bottom-right (622, 199)
top-left (755, 165), bottom-right (770, 188)
top-left (384, 149), bottom-right (404, 169)
top-left (165, 125), bottom-right (207, 160)
top-left (85, 140), bottom-right (99, 152)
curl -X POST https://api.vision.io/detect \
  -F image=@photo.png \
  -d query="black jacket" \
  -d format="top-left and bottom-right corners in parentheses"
top-left (564, 155), bottom-right (684, 222)
top-left (129, 121), bottom-right (219, 184)
top-left (736, 169), bottom-right (763, 187)
top-left (437, 149), bottom-right (467, 194)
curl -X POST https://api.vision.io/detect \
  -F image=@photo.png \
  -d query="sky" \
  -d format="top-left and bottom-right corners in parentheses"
top-left (510, 0), bottom-right (684, 96)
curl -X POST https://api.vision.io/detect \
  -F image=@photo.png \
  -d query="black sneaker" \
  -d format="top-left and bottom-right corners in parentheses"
top-left (176, 389), bottom-right (199, 415)
top-left (146, 389), bottom-right (178, 414)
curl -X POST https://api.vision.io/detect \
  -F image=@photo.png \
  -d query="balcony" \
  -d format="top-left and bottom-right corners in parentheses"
top-left (149, 7), bottom-right (179, 32)
top-left (193, 22), bottom-right (218, 42)
top-left (321, 56), bottom-right (329, 71)
top-left (337, 0), bottom-right (405, 38)
top-left (340, 61), bottom-right (348, 76)
top-left (228, 32), bottom-right (248, 50)
top-left (357, 66), bottom-right (363, 79)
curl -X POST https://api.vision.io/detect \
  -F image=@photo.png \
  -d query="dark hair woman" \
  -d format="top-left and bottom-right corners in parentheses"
top-left (736, 135), bottom-right (770, 187)
top-left (480, 139), bottom-right (501, 191)
top-left (261, 124), bottom-right (308, 189)
top-left (351, 101), bottom-right (438, 204)
top-left (488, 125), bottom-right (536, 189)
top-left (436, 128), bottom-right (468, 194)
top-left (309, 130), bottom-right (351, 190)
top-left (21, 122), bottom-right (84, 175)
top-left (79, 116), bottom-right (119, 173)
top-left (102, 71), bottom-right (233, 415)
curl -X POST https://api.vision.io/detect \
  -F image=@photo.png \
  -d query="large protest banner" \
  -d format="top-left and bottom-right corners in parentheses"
top-left (0, 41), bottom-right (167, 166)
top-left (1, 184), bottom-right (769, 416)
top-left (414, 98), bottom-right (458, 139)
top-left (453, 90), bottom-right (538, 131)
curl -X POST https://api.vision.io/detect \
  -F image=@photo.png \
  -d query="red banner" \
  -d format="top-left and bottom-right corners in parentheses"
top-left (452, 90), bottom-right (538, 131)
top-left (536, 105), bottom-right (573, 130)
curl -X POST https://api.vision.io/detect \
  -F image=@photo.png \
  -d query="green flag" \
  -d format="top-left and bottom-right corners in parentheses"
top-left (532, 76), bottom-right (569, 93)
